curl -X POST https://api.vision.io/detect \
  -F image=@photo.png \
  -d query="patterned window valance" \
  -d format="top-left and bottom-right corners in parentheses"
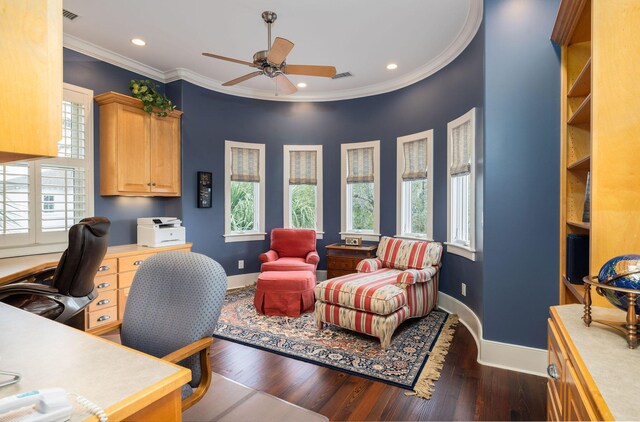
top-left (346, 147), bottom-right (374, 183)
top-left (450, 121), bottom-right (471, 176)
top-left (231, 147), bottom-right (260, 182)
top-left (402, 139), bottom-right (428, 181)
top-left (289, 150), bottom-right (317, 185)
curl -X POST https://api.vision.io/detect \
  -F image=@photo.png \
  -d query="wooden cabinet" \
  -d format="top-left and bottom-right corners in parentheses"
top-left (546, 305), bottom-right (635, 421)
top-left (94, 92), bottom-right (182, 196)
top-left (552, 0), bottom-right (640, 306)
top-left (326, 243), bottom-right (377, 279)
top-left (85, 243), bottom-right (191, 334)
top-left (0, 0), bottom-right (62, 163)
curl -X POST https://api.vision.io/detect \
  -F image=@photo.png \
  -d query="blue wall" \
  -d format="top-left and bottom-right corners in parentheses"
top-left (483, 0), bottom-right (560, 348)
top-left (63, 49), bottom-right (179, 245)
top-left (168, 28), bottom-right (485, 316)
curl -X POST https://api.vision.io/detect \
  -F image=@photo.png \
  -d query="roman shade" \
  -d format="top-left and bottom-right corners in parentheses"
top-left (289, 150), bottom-right (317, 185)
top-left (402, 139), bottom-right (428, 181)
top-left (231, 147), bottom-right (260, 182)
top-left (450, 121), bottom-right (472, 176)
top-left (346, 147), bottom-right (374, 183)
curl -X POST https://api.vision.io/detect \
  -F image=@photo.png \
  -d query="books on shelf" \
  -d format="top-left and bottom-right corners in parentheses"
top-left (582, 171), bottom-right (590, 223)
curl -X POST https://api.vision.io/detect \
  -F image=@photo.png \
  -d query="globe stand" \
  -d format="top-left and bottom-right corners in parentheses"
top-left (583, 276), bottom-right (640, 349)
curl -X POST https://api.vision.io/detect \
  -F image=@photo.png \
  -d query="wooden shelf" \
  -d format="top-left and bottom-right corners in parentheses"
top-left (568, 58), bottom-right (591, 97)
top-left (562, 275), bottom-right (585, 304)
top-left (567, 220), bottom-right (590, 230)
top-left (567, 154), bottom-right (590, 170)
top-left (567, 93), bottom-right (591, 125)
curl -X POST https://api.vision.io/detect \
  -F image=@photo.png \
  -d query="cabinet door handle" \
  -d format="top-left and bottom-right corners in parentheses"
top-left (133, 260), bottom-right (143, 266)
top-left (547, 363), bottom-right (559, 380)
top-left (152, 182), bottom-right (156, 186)
top-left (97, 315), bottom-right (111, 322)
top-left (98, 265), bottom-right (110, 272)
top-left (97, 299), bottom-right (110, 306)
top-left (96, 282), bottom-right (111, 289)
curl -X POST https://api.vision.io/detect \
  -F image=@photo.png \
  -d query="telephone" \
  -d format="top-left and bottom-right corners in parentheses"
top-left (0, 389), bottom-right (107, 422)
top-left (0, 389), bottom-right (71, 422)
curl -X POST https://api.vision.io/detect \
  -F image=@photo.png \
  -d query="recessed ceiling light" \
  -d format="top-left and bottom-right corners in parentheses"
top-left (297, 82), bottom-right (307, 88)
top-left (131, 38), bottom-right (146, 46)
top-left (386, 63), bottom-right (398, 70)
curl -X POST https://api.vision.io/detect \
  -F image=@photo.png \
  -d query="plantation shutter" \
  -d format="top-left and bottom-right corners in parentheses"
top-left (346, 147), bottom-right (374, 183)
top-left (0, 163), bottom-right (30, 235)
top-left (402, 139), bottom-right (428, 181)
top-left (289, 150), bottom-right (317, 185)
top-left (231, 147), bottom-right (260, 182)
top-left (40, 165), bottom-right (87, 232)
top-left (450, 121), bottom-right (471, 176)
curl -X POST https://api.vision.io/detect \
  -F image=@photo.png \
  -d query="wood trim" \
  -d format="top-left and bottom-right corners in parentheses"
top-left (551, 0), bottom-right (589, 45)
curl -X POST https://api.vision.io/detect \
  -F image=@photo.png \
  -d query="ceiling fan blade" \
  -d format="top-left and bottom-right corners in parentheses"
top-left (222, 71), bottom-right (263, 86)
top-left (284, 64), bottom-right (337, 78)
top-left (274, 74), bottom-right (297, 95)
top-left (202, 53), bottom-right (256, 68)
top-left (267, 37), bottom-right (294, 65)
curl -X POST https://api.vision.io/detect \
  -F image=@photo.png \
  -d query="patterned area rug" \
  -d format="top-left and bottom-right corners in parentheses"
top-left (213, 286), bottom-right (458, 398)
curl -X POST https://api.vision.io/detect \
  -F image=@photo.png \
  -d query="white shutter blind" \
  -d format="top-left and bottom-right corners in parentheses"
top-left (346, 147), bottom-right (374, 183)
top-left (402, 139), bottom-right (428, 181)
top-left (0, 163), bottom-right (30, 235)
top-left (231, 147), bottom-right (260, 182)
top-left (40, 165), bottom-right (86, 232)
top-left (289, 150), bottom-right (317, 185)
top-left (450, 121), bottom-right (471, 176)
top-left (59, 99), bottom-right (86, 159)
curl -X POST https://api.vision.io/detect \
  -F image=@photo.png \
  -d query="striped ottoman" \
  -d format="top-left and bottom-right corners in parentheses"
top-left (254, 270), bottom-right (316, 317)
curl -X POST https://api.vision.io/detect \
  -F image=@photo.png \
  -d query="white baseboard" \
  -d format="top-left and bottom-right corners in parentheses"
top-left (227, 273), bottom-right (258, 290)
top-left (438, 292), bottom-right (547, 377)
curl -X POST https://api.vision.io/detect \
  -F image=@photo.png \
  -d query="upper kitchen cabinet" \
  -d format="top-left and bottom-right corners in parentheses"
top-left (95, 92), bottom-right (182, 197)
top-left (0, 0), bottom-right (62, 163)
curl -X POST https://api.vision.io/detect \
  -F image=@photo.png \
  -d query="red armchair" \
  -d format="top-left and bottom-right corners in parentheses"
top-left (259, 229), bottom-right (319, 273)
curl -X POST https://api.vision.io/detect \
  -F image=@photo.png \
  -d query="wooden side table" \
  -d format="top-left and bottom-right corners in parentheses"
top-left (325, 243), bottom-right (378, 279)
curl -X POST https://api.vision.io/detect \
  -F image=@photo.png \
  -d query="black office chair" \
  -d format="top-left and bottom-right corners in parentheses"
top-left (0, 217), bottom-right (110, 323)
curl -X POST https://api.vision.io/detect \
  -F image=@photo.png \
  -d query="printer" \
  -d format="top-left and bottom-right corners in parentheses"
top-left (137, 217), bottom-right (186, 247)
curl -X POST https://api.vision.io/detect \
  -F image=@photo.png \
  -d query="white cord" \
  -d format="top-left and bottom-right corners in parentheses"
top-left (69, 393), bottom-right (108, 422)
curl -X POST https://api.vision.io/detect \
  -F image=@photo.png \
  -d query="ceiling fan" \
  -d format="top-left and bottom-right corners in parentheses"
top-left (202, 11), bottom-right (337, 95)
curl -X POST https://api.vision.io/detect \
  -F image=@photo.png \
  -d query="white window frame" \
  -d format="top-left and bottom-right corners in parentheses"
top-left (446, 108), bottom-right (477, 261)
top-left (0, 83), bottom-right (95, 258)
top-left (224, 140), bottom-right (266, 243)
top-left (396, 129), bottom-right (434, 241)
top-left (340, 140), bottom-right (380, 242)
top-left (283, 145), bottom-right (323, 239)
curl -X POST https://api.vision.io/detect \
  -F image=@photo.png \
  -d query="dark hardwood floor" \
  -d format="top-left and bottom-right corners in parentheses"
top-left (210, 323), bottom-right (547, 421)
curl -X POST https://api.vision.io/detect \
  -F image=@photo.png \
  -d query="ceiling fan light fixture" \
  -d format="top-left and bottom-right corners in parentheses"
top-left (386, 63), bottom-right (398, 70)
top-left (131, 38), bottom-right (146, 46)
top-left (297, 82), bottom-right (307, 88)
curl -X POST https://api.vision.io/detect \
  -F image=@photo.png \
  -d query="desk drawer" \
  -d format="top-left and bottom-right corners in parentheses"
top-left (94, 273), bottom-right (117, 292)
top-left (88, 289), bottom-right (117, 313)
top-left (96, 258), bottom-right (117, 276)
top-left (119, 254), bottom-right (154, 273)
top-left (119, 271), bottom-right (136, 289)
top-left (87, 306), bottom-right (118, 329)
top-left (327, 256), bottom-right (360, 271)
top-left (118, 287), bottom-right (130, 321)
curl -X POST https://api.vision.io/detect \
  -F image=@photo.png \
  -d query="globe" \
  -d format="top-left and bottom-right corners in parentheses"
top-left (597, 254), bottom-right (640, 314)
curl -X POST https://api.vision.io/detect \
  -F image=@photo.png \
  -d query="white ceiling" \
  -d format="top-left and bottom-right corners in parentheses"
top-left (62, 1), bottom-right (482, 102)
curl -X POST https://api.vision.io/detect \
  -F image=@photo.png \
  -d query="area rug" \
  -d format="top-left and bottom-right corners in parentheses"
top-left (213, 286), bottom-right (458, 399)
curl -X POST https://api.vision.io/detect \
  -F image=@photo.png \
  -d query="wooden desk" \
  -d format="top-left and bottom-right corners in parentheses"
top-left (0, 303), bottom-right (190, 421)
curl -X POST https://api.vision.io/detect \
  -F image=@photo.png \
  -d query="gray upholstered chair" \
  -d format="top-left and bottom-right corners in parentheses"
top-left (117, 251), bottom-right (227, 411)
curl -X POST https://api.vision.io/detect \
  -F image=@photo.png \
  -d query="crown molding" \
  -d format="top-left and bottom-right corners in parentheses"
top-left (63, 3), bottom-right (482, 102)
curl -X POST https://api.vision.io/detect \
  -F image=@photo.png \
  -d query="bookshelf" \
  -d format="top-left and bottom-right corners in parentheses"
top-left (553, 0), bottom-right (640, 306)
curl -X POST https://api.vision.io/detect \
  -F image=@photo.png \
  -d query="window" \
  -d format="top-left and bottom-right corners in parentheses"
top-left (340, 140), bottom-right (380, 242)
top-left (447, 108), bottom-right (477, 260)
top-left (0, 83), bottom-right (94, 258)
top-left (283, 145), bottom-right (323, 238)
top-left (224, 140), bottom-right (266, 242)
top-left (396, 130), bottom-right (434, 240)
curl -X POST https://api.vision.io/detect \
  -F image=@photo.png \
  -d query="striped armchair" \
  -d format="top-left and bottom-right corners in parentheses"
top-left (314, 236), bottom-right (442, 348)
